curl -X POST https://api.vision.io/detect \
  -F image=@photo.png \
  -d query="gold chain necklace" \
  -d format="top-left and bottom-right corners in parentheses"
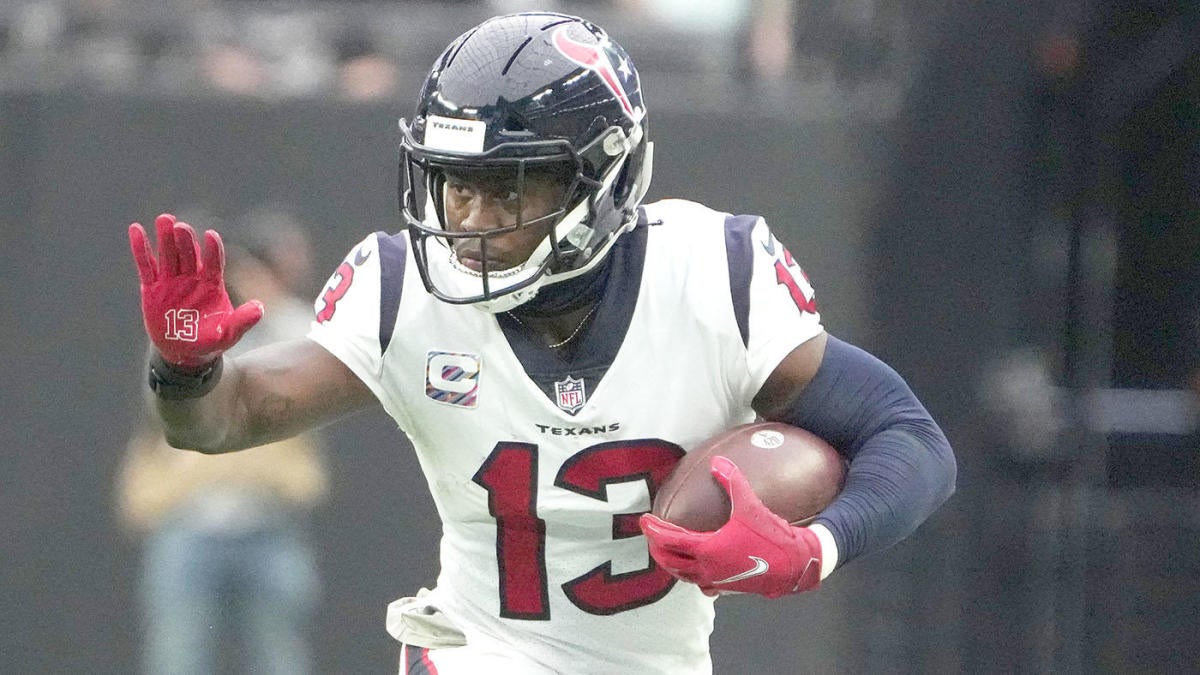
top-left (506, 304), bottom-right (599, 349)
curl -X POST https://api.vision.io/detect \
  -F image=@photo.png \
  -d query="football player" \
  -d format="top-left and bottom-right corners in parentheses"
top-left (128, 12), bottom-right (956, 674)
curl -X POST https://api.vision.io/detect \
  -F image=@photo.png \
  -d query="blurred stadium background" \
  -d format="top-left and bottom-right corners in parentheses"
top-left (2, 0), bottom-right (1198, 672)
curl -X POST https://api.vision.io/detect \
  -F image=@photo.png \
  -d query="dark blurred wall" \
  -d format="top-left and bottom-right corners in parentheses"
top-left (866, 1), bottom-right (1200, 672)
top-left (864, 4), bottom-right (1050, 669)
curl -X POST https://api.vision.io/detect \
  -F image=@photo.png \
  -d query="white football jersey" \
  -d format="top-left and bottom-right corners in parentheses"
top-left (308, 198), bottom-right (823, 674)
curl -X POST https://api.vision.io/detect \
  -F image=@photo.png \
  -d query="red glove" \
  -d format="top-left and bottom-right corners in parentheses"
top-left (640, 456), bottom-right (822, 598)
top-left (129, 213), bottom-right (263, 368)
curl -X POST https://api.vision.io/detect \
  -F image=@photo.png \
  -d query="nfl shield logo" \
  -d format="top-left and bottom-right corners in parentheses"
top-left (554, 375), bottom-right (587, 414)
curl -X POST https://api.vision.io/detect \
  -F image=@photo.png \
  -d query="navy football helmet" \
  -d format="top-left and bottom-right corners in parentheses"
top-left (399, 12), bottom-right (652, 312)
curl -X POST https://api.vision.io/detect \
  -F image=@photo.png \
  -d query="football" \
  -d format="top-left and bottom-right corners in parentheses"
top-left (652, 421), bottom-right (846, 532)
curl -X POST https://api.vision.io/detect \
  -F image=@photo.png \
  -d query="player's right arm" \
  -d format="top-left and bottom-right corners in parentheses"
top-left (131, 213), bottom-right (376, 453)
top-left (154, 338), bottom-right (374, 452)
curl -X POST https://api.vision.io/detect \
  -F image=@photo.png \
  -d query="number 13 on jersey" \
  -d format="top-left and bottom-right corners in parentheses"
top-left (772, 248), bottom-right (818, 315)
top-left (473, 439), bottom-right (686, 620)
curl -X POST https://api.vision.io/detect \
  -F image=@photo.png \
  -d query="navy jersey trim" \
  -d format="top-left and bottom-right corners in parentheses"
top-left (377, 232), bottom-right (408, 356)
top-left (498, 216), bottom-right (649, 412)
top-left (724, 214), bottom-right (759, 347)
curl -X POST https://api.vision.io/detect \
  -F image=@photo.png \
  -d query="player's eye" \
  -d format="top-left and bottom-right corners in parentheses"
top-left (498, 190), bottom-right (521, 207)
top-left (446, 183), bottom-right (474, 200)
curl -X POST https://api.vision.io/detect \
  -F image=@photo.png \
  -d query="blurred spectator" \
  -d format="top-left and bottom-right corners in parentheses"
top-left (193, 8), bottom-right (335, 99)
top-left (615, 0), bottom-right (749, 76)
top-left (116, 208), bottom-right (327, 675)
top-left (616, 0), bottom-right (750, 35)
top-left (746, 0), bottom-right (794, 81)
top-left (201, 41), bottom-right (269, 96)
top-left (614, 0), bottom-right (906, 85)
top-left (234, 205), bottom-right (318, 299)
top-left (333, 29), bottom-right (399, 102)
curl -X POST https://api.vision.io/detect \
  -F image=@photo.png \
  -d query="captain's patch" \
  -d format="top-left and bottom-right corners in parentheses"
top-left (425, 351), bottom-right (481, 408)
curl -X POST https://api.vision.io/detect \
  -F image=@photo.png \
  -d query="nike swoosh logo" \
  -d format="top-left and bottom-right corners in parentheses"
top-left (713, 556), bottom-right (769, 585)
top-left (759, 236), bottom-right (776, 256)
top-left (354, 248), bottom-right (372, 266)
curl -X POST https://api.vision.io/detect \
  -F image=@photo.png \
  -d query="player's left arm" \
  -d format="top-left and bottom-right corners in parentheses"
top-left (754, 331), bottom-right (958, 578)
top-left (641, 330), bottom-right (956, 598)
top-left (642, 333), bottom-right (955, 597)
top-left (641, 215), bottom-right (955, 597)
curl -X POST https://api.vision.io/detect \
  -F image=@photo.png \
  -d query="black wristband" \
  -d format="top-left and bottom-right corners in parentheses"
top-left (148, 354), bottom-right (223, 400)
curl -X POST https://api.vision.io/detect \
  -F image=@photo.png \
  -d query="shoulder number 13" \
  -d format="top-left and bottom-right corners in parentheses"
top-left (472, 439), bottom-right (686, 620)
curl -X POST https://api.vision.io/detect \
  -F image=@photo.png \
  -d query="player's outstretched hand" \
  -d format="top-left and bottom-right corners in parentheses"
top-left (640, 456), bottom-right (822, 598)
top-left (129, 213), bottom-right (263, 368)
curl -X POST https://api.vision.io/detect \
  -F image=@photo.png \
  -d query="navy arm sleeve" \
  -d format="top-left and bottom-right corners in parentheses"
top-left (780, 336), bottom-right (956, 568)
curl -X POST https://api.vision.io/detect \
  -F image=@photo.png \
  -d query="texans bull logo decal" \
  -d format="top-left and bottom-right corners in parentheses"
top-left (552, 27), bottom-right (635, 118)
